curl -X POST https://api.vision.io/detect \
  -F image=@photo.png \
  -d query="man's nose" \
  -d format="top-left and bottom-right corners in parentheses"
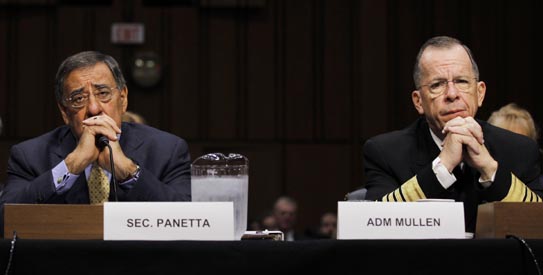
top-left (86, 93), bottom-right (104, 116)
top-left (444, 81), bottom-right (459, 99)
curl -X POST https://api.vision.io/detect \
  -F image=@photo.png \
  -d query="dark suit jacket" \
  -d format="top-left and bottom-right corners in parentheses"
top-left (363, 117), bottom-right (543, 232)
top-left (0, 122), bottom-right (191, 236)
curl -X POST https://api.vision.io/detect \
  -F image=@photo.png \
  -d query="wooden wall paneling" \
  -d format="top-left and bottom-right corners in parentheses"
top-left (285, 144), bottom-right (351, 232)
top-left (13, 9), bottom-right (54, 138)
top-left (313, 0), bottom-right (324, 140)
top-left (358, 0), bottom-right (388, 142)
top-left (284, 0), bottom-right (315, 140)
top-left (501, 0), bottom-right (534, 113)
top-left (169, 7), bottom-right (200, 139)
top-left (348, 0), bottom-right (361, 192)
top-left (0, 0), bottom-right (54, 5)
top-left (236, 7), bottom-right (248, 139)
top-left (158, 7), bottom-right (173, 131)
top-left (0, 7), bottom-right (12, 182)
top-left (357, 0), bottom-right (388, 186)
top-left (0, 9), bottom-right (9, 138)
top-left (432, 1), bottom-right (464, 38)
top-left (322, 0), bottom-right (352, 141)
top-left (388, 1), bottom-right (423, 131)
top-left (206, 9), bottom-right (239, 139)
top-left (490, 0), bottom-right (508, 113)
top-left (530, 0), bottom-right (543, 129)
top-left (93, 4), bottom-right (121, 54)
top-left (56, 6), bottom-right (97, 57)
top-left (246, 4), bottom-right (277, 140)
top-left (274, 0), bottom-right (285, 139)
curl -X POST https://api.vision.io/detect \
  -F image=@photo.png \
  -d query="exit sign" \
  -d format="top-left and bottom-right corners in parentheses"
top-left (111, 23), bottom-right (145, 44)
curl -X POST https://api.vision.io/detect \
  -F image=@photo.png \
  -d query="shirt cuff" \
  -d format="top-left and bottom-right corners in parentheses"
top-left (118, 166), bottom-right (140, 189)
top-left (478, 171), bottom-right (496, 188)
top-left (432, 157), bottom-right (456, 189)
top-left (52, 160), bottom-right (80, 194)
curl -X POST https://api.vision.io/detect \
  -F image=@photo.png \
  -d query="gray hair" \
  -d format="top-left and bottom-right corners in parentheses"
top-left (413, 36), bottom-right (479, 88)
top-left (54, 51), bottom-right (126, 103)
top-left (273, 196), bottom-right (298, 210)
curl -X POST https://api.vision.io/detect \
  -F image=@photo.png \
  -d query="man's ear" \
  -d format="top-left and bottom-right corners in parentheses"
top-left (476, 81), bottom-right (486, 107)
top-left (57, 102), bottom-right (70, 125)
top-left (120, 86), bottom-right (128, 112)
top-left (412, 90), bottom-right (424, 115)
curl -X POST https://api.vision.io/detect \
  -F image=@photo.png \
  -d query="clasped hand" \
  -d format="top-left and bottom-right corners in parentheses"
top-left (439, 116), bottom-right (497, 180)
top-left (65, 114), bottom-right (134, 180)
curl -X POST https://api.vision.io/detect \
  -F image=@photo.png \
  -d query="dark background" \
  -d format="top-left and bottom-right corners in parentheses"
top-left (1, 0), bottom-right (542, 232)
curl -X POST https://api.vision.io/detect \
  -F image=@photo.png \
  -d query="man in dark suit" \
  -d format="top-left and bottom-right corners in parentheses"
top-left (0, 51), bottom-right (191, 237)
top-left (363, 36), bottom-right (542, 233)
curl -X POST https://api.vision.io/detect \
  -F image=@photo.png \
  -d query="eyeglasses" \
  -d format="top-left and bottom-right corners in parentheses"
top-left (418, 78), bottom-right (478, 96)
top-left (64, 86), bottom-right (119, 109)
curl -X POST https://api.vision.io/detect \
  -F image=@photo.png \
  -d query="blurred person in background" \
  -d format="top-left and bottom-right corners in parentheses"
top-left (248, 210), bottom-right (277, 231)
top-left (318, 212), bottom-right (337, 239)
top-left (488, 103), bottom-right (539, 141)
top-left (488, 103), bottom-right (543, 178)
top-left (305, 211), bottom-right (337, 239)
top-left (122, 110), bottom-right (147, 124)
top-left (273, 196), bottom-right (305, 241)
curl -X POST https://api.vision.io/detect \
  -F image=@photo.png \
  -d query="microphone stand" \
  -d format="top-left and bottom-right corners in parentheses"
top-left (98, 136), bottom-right (118, 202)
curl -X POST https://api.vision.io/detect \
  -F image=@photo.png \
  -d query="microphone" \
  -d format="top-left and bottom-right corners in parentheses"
top-left (96, 135), bottom-right (109, 149)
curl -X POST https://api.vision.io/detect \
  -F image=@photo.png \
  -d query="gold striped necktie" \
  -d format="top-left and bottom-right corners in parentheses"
top-left (87, 163), bottom-right (110, 204)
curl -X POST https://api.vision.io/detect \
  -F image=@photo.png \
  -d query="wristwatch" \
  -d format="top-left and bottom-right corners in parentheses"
top-left (123, 163), bottom-right (141, 182)
top-left (130, 164), bottom-right (141, 179)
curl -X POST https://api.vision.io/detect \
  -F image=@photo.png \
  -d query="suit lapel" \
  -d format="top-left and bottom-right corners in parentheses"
top-left (52, 127), bottom-right (77, 164)
top-left (478, 120), bottom-right (495, 156)
top-left (412, 118), bottom-right (440, 173)
top-left (119, 123), bottom-right (145, 161)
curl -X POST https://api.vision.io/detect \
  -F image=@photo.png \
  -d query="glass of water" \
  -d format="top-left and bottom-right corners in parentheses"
top-left (191, 153), bottom-right (249, 240)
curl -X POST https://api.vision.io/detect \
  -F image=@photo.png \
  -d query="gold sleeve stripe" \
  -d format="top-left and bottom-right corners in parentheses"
top-left (501, 173), bottom-right (542, 202)
top-left (392, 191), bottom-right (399, 202)
top-left (391, 189), bottom-right (404, 202)
top-left (385, 192), bottom-right (394, 202)
top-left (398, 188), bottom-right (407, 202)
top-left (383, 188), bottom-right (394, 202)
top-left (381, 176), bottom-right (426, 202)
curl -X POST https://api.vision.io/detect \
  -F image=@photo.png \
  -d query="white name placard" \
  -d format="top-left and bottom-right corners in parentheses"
top-left (104, 202), bottom-right (234, 240)
top-left (337, 201), bottom-right (465, 239)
